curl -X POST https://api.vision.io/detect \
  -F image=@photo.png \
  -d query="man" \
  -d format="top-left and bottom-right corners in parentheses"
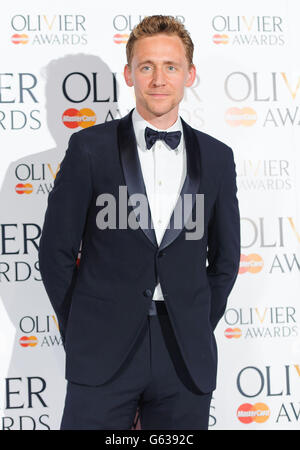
top-left (39, 15), bottom-right (240, 430)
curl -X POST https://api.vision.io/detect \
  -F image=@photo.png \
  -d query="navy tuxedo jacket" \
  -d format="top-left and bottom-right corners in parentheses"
top-left (39, 108), bottom-right (240, 393)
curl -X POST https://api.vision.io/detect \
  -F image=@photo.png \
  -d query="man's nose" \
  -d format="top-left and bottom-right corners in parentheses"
top-left (152, 68), bottom-right (166, 86)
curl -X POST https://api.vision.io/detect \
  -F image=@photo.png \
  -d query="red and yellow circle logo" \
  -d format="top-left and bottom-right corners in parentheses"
top-left (19, 336), bottom-right (38, 347)
top-left (11, 34), bottom-right (29, 44)
top-left (62, 108), bottom-right (96, 129)
top-left (224, 328), bottom-right (242, 339)
top-left (113, 34), bottom-right (129, 44)
top-left (15, 183), bottom-right (33, 194)
top-left (225, 107), bottom-right (257, 127)
top-left (237, 403), bottom-right (270, 424)
top-left (239, 254), bottom-right (264, 274)
top-left (213, 34), bottom-right (229, 44)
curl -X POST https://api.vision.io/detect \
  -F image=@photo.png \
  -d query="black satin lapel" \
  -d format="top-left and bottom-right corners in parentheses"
top-left (118, 109), bottom-right (158, 248)
top-left (159, 117), bottom-right (201, 251)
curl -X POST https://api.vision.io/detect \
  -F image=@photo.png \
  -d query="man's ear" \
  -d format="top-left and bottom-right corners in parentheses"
top-left (124, 64), bottom-right (134, 87)
top-left (185, 64), bottom-right (196, 88)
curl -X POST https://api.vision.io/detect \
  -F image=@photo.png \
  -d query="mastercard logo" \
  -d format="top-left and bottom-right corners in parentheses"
top-left (62, 108), bottom-right (96, 129)
top-left (19, 336), bottom-right (38, 347)
top-left (11, 34), bottom-right (29, 44)
top-left (213, 34), bottom-right (229, 44)
top-left (224, 328), bottom-right (242, 339)
top-left (113, 33), bottom-right (129, 44)
top-left (15, 183), bottom-right (33, 194)
top-left (239, 254), bottom-right (264, 274)
top-left (225, 107), bottom-right (257, 127)
top-left (237, 403), bottom-right (270, 424)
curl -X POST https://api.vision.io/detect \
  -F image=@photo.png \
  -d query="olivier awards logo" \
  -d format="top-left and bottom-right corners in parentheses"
top-left (61, 71), bottom-right (119, 128)
top-left (15, 162), bottom-right (60, 196)
top-left (224, 72), bottom-right (300, 128)
top-left (10, 14), bottom-right (88, 46)
top-left (18, 314), bottom-right (63, 348)
top-left (236, 365), bottom-right (300, 426)
top-left (236, 159), bottom-right (293, 192)
top-left (223, 306), bottom-right (298, 340)
top-left (239, 216), bottom-right (300, 274)
top-left (211, 15), bottom-right (285, 46)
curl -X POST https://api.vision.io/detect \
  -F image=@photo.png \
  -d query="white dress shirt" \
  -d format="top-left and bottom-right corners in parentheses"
top-left (132, 107), bottom-right (187, 300)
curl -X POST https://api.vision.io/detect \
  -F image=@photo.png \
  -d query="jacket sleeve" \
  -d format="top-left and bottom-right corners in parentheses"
top-left (206, 146), bottom-right (240, 331)
top-left (38, 132), bottom-right (93, 342)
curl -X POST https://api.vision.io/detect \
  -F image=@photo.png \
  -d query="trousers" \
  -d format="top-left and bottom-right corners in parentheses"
top-left (60, 301), bottom-right (212, 430)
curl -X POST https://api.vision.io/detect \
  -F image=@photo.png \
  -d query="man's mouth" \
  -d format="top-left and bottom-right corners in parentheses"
top-left (148, 93), bottom-right (169, 97)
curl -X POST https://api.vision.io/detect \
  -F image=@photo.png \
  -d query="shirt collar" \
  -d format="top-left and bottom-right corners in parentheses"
top-left (132, 107), bottom-right (183, 152)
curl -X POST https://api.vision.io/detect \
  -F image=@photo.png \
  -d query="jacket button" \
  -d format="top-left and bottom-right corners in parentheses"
top-left (143, 289), bottom-right (153, 297)
top-left (158, 251), bottom-right (166, 258)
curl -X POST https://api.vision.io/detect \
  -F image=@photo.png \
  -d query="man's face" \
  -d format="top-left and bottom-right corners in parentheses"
top-left (124, 33), bottom-right (196, 118)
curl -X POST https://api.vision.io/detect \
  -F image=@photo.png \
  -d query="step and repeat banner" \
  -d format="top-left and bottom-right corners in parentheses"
top-left (0, 0), bottom-right (299, 430)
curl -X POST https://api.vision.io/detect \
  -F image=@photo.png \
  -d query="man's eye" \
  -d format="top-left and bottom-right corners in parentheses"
top-left (168, 66), bottom-right (175, 71)
top-left (142, 66), bottom-right (151, 71)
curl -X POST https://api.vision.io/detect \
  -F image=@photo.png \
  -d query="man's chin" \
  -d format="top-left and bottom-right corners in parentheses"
top-left (144, 102), bottom-right (176, 117)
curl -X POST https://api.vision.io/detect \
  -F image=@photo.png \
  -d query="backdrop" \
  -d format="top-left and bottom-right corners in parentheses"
top-left (0, 0), bottom-right (299, 430)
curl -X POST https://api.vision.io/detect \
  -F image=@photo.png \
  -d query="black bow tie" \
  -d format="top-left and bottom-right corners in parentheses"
top-left (145, 126), bottom-right (182, 150)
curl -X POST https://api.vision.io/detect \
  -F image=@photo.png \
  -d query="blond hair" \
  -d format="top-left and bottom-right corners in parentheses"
top-left (126, 15), bottom-right (194, 68)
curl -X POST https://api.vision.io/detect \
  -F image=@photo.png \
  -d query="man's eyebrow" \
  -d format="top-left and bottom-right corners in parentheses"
top-left (137, 60), bottom-right (181, 67)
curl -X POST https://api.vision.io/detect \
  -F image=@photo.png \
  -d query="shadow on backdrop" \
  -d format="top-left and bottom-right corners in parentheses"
top-left (0, 53), bottom-right (140, 430)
